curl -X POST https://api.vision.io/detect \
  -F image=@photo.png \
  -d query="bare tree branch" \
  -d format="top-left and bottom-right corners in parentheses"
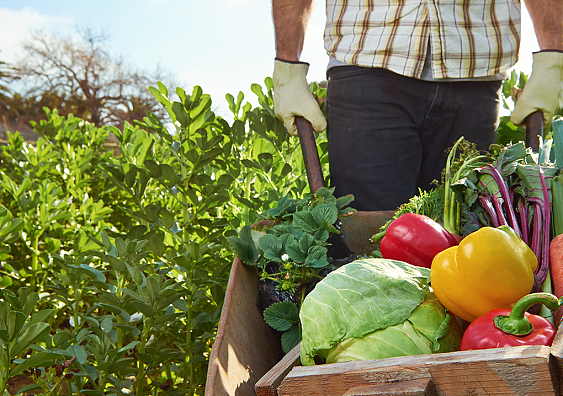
top-left (8, 28), bottom-right (179, 129)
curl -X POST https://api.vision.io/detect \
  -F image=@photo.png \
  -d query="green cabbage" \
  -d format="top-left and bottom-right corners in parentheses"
top-left (299, 258), bottom-right (462, 365)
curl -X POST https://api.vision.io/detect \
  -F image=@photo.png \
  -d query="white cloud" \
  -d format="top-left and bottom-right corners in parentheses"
top-left (0, 7), bottom-right (72, 63)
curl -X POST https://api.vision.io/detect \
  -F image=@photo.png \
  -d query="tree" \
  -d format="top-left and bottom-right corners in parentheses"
top-left (4, 28), bottom-right (177, 130)
top-left (0, 59), bottom-right (13, 102)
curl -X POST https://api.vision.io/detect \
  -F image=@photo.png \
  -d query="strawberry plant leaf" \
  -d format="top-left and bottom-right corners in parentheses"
top-left (281, 325), bottom-right (302, 354)
top-left (263, 302), bottom-right (299, 332)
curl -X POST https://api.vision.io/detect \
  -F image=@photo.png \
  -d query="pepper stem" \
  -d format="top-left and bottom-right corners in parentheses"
top-left (494, 293), bottom-right (561, 336)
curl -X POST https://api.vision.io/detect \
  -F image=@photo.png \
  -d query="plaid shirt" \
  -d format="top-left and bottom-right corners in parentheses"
top-left (324, 0), bottom-right (521, 79)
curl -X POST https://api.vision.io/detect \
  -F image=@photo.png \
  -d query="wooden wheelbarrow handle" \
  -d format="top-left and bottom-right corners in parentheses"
top-left (525, 111), bottom-right (544, 153)
top-left (295, 116), bottom-right (325, 193)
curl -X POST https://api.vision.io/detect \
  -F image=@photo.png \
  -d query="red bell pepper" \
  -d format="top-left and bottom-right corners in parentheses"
top-left (379, 213), bottom-right (460, 269)
top-left (460, 293), bottom-right (560, 351)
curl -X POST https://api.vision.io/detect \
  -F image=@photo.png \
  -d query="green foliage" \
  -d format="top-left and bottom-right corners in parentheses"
top-left (0, 288), bottom-right (58, 394)
top-left (498, 70), bottom-right (563, 146)
top-left (229, 187), bottom-right (354, 289)
top-left (263, 302), bottom-right (300, 354)
top-left (497, 70), bottom-right (529, 146)
top-left (552, 120), bottom-right (563, 237)
top-left (229, 187), bottom-right (355, 353)
top-left (263, 302), bottom-right (299, 332)
top-left (0, 77), bottom-right (328, 395)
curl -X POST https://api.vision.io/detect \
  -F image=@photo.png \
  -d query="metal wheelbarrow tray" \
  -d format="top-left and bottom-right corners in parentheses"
top-left (206, 113), bottom-right (555, 395)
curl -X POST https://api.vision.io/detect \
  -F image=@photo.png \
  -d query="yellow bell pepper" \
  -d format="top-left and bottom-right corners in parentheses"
top-left (431, 225), bottom-right (537, 323)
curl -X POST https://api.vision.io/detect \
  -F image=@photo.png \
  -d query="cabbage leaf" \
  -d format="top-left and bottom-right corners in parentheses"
top-left (299, 258), bottom-right (432, 365)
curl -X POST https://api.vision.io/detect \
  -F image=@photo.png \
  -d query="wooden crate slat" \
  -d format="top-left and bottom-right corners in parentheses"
top-left (255, 344), bottom-right (301, 396)
top-left (276, 346), bottom-right (557, 396)
top-left (206, 256), bottom-right (284, 396)
top-left (342, 378), bottom-right (436, 396)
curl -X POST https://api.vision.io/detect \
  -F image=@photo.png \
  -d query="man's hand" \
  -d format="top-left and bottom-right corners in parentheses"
top-left (273, 59), bottom-right (327, 136)
top-left (511, 51), bottom-right (563, 127)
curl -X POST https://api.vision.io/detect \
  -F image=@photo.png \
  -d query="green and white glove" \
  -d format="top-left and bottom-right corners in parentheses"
top-left (511, 51), bottom-right (563, 127)
top-left (273, 59), bottom-right (327, 136)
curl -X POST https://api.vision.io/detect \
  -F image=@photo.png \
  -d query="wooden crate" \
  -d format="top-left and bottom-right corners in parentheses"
top-left (256, 339), bottom-right (563, 395)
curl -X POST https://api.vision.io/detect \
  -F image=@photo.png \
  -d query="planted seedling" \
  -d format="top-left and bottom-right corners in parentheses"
top-left (228, 187), bottom-right (355, 352)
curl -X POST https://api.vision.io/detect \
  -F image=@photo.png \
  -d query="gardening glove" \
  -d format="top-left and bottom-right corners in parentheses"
top-left (273, 58), bottom-right (327, 136)
top-left (511, 51), bottom-right (563, 127)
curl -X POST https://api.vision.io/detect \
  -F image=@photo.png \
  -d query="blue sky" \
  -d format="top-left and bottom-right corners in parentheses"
top-left (1, 1), bottom-right (538, 119)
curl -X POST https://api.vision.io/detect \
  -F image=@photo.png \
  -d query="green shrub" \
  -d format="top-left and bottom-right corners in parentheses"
top-left (0, 78), bottom-right (327, 395)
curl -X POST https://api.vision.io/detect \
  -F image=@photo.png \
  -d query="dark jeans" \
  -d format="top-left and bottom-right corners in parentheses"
top-left (326, 66), bottom-right (501, 211)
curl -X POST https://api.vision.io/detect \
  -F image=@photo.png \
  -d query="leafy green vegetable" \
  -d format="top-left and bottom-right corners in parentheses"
top-left (451, 142), bottom-right (559, 284)
top-left (443, 137), bottom-right (493, 235)
top-left (319, 294), bottom-right (460, 363)
top-left (299, 258), bottom-right (462, 365)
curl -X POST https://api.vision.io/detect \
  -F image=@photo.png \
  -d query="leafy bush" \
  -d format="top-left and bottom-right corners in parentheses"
top-left (0, 79), bottom-right (328, 395)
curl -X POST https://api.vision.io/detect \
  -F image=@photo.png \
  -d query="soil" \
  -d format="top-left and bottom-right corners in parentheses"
top-left (7, 375), bottom-right (68, 396)
top-left (7, 375), bottom-right (38, 395)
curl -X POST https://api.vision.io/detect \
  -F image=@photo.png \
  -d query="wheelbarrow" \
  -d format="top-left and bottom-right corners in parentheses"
top-left (205, 112), bottom-right (552, 396)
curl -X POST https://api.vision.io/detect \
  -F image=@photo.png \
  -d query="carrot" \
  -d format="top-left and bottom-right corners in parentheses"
top-left (549, 234), bottom-right (563, 327)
